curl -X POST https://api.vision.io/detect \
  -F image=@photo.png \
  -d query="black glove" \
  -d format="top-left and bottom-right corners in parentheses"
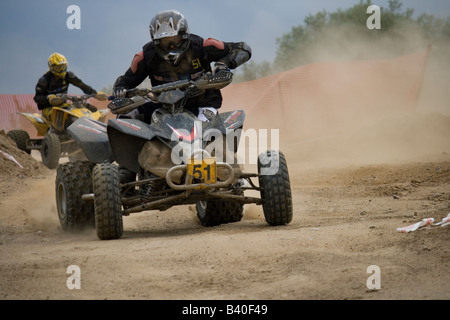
top-left (86, 104), bottom-right (98, 113)
top-left (113, 87), bottom-right (127, 98)
top-left (197, 107), bottom-right (217, 122)
top-left (48, 94), bottom-right (66, 106)
top-left (212, 62), bottom-right (229, 75)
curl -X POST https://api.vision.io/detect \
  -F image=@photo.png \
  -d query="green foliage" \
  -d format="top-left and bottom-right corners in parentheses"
top-left (417, 13), bottom-right (450, 40)
top-left (236, 0), bottom-right (450, 82)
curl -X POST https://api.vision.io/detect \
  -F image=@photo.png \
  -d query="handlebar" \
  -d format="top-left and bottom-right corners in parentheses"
top-left (152, 70), bottom-right (233, 94)
top-left (60, 93), bottom-right (97, 101)
top-left (111, 70), bottom-right (233, 99)
top-left (54, 93), bottom-right (106, 109)
top-left (107, 71), bottom-right (233, 115)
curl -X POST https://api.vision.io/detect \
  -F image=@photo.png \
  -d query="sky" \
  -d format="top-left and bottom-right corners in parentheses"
top-left (0, 0), bottom-right (449, 94)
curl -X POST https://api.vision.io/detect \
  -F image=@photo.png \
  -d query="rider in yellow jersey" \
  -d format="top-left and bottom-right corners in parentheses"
top-left (34, 52), bottom-right (106, 121)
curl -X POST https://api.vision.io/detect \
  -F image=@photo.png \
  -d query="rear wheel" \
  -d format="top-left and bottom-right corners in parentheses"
top-left (7, 130), bottom-right (30, 154)
top-left (93, 163), bottom-right (123, 240)
top-left (55, 161), bottom-right (95, 231)
top-left (41, 132), bottom-right (61, 169)
top-left (258, 150), bottom-right (293, 226)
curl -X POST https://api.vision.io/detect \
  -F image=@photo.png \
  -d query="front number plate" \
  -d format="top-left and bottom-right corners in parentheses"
top-left (187, 157), bottom-right (217, 184)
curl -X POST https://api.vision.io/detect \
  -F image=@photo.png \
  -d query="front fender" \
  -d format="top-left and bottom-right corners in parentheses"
top-left (67, 117), bottom-right (114, 164)
top-left (55, 106), bottom-right (91, 119)
top-left (51, 106), bottom-right (102, 131)
top-left (57, 106), bottom-right (109, 122)
top-left (17, 112), bottom-right (49, 136)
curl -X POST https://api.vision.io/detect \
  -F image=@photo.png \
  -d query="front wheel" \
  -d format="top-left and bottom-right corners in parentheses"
top-left (41, 132), bottom-right (61, 169)
top-left (92, 163), bottom-right (123, 240)
top-left (258, 150), bottom-right (293, 226)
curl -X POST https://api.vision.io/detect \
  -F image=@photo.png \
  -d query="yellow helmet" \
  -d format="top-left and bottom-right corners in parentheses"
top-left (48, 53), bottom-right (68, 78)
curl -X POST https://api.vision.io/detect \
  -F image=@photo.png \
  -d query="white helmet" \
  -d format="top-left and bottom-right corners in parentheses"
top-left (149, 10), bottom-right (190, 65)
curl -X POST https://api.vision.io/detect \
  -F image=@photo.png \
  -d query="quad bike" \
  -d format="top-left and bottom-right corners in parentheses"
top-left (55, 71), bottom-right (293, 240)
top-left (7, 93), bottom-right (109, 169)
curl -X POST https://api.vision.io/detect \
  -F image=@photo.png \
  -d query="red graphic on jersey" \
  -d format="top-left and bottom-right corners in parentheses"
top-left (131, 51), bottom-right (144, 73)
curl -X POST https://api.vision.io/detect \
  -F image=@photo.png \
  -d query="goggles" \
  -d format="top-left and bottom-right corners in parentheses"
top-left (156, 35), bottom-right (185, 51)
top-left (51, 64), bottom-right (67, 73)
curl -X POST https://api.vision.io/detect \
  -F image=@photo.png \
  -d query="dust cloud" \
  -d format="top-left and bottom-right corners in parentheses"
top-left (229, 21), bottom-right (450, 171)
top-left (21, 179), bottom-right (59, 232)
top-left (284, 19), bottom-right (450, 115)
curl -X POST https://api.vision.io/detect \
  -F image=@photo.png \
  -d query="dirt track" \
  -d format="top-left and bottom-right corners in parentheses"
top-left (0, 112), bottom-right (449, 301)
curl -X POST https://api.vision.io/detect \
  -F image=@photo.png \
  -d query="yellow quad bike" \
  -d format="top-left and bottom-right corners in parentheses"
top-left (7, 93), bottom-right (109, 169)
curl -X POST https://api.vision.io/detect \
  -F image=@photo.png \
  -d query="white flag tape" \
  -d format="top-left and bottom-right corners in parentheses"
top-left (0, 150), bottom-right (24, 168)
top-left (396, 213), bottom-right (450, 233)
top-left (433, 213), bottom-right (450, 227)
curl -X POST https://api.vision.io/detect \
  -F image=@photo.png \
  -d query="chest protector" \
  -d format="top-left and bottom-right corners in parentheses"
top-left (142, 35), bottom-right (222, 110)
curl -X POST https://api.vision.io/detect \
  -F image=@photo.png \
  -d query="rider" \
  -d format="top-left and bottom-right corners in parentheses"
top-left (34, 52), bottom-right (106, 121)
top-left (113, 9), bottom-right (252, 186)
top-left (112, 9), bottom-right (252, 123)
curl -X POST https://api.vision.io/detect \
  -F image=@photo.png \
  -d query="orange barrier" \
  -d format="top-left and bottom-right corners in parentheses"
top-left (1, 48), bottom-right (429, 142)
top-left (0, 95), bottom-right (39, 137)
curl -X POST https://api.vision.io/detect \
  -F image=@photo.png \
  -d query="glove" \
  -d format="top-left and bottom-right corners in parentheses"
top-left (86, 104), bottom-right (98, 113)
top-left (48, 94), bottom-right (66, 106)
top-left (95, 91), bottom-right (108, 101)
top-left (197, 107), bottom-right (218, 122)
top-left (212, 62), bottom-right (229, 75)
top-left (113, 87), bottom-right (127, 98)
